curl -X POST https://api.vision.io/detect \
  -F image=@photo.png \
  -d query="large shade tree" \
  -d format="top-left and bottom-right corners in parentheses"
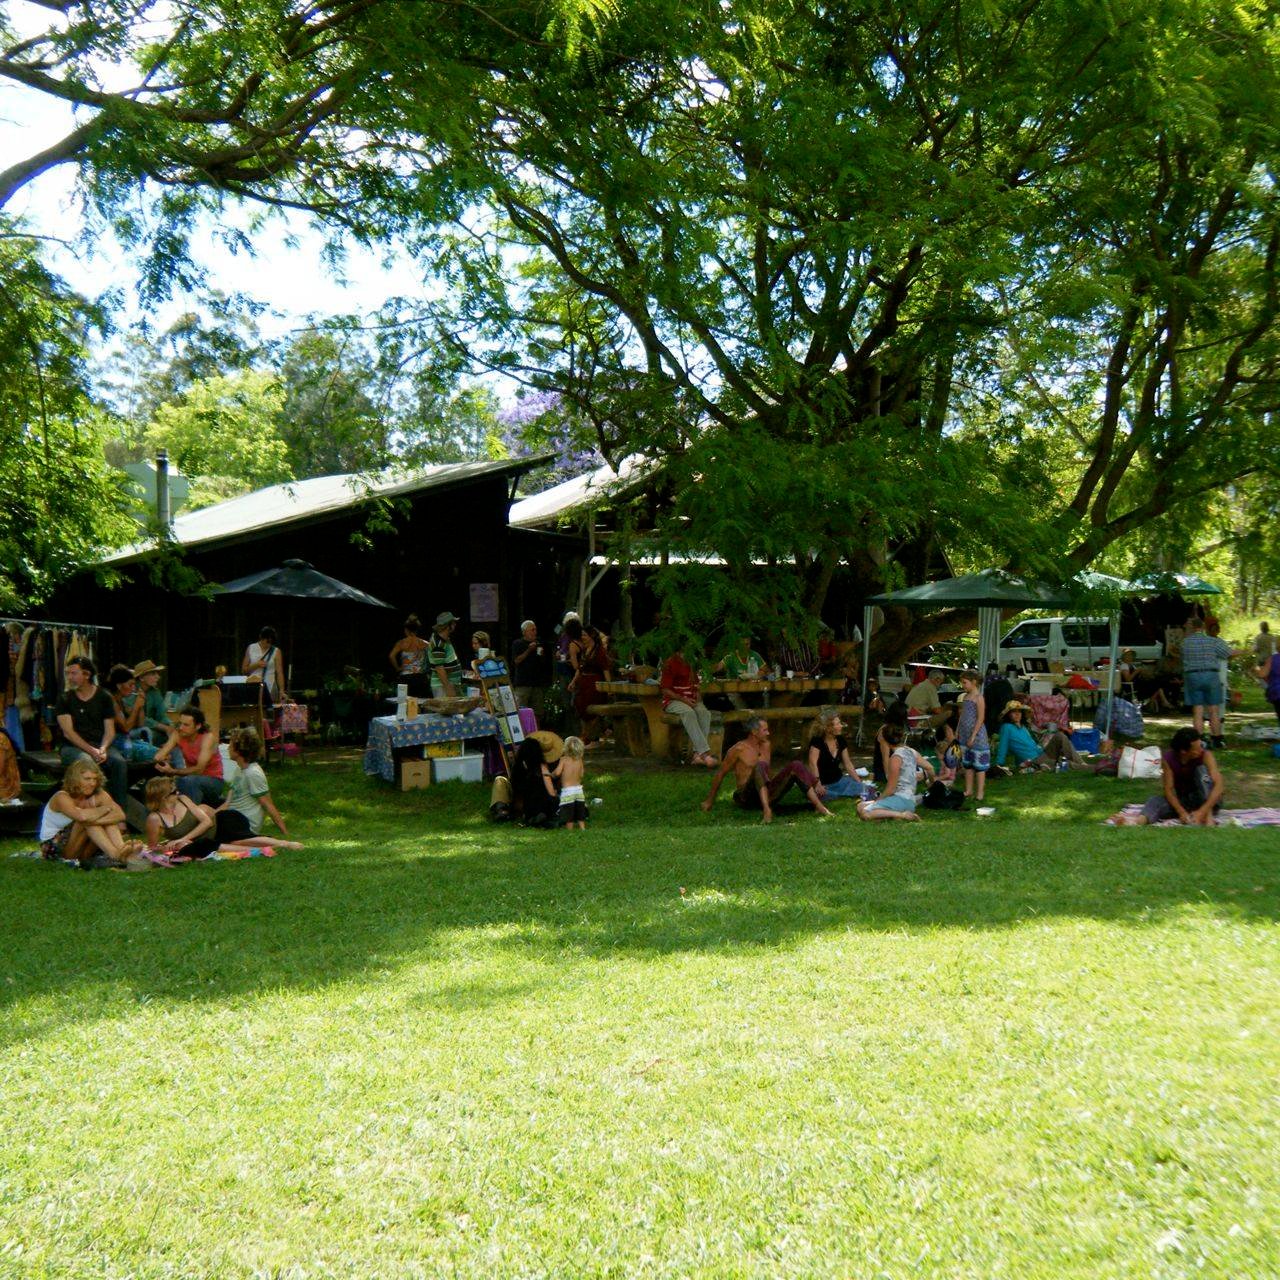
top-left (4, 0), bottom-right (1279, 645)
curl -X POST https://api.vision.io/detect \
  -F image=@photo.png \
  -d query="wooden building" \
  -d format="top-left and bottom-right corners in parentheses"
top-left (55, 459), bottom-right (557, 690)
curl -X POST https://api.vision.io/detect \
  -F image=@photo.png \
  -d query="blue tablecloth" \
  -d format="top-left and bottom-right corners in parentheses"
top-left (364, 711), bottom-right (500, 783)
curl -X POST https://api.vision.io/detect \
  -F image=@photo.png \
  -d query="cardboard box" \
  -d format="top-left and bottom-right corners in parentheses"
top-left (401, 759), bottom-right (432, 791)
top-left (431, 755), bottom-right (484, 784)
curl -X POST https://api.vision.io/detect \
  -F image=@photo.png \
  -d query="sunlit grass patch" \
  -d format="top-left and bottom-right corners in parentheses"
top-left (0, 743), bottom-right (1276, 1277)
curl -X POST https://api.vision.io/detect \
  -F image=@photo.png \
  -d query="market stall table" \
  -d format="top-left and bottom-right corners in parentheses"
top-left (596, 677), bottom-right (846, 758)
top-left (364, 709), bottom-right (500, 784)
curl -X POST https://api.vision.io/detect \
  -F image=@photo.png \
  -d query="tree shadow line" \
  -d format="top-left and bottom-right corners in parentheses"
top-left (2, 775), bottom-right (1275, 1048)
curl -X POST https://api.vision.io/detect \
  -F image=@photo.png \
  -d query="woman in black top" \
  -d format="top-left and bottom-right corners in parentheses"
top-left (806, 708), bottom-right (862, 800)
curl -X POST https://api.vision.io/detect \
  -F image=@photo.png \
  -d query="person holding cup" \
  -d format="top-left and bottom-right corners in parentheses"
top-left (510, 619), bottom-right (551, 721)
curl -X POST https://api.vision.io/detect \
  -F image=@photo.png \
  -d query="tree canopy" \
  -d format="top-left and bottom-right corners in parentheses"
top-left (4, 0), bottom-right (1279, 639)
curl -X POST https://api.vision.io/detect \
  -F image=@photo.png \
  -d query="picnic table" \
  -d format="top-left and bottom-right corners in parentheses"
top-left (596, 677), bottom-right (847, 758)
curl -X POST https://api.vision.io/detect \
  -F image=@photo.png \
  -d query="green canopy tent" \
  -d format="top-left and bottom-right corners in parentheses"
top-left (859, 571), bottom-right (1077, 745)
top-left (865, 568), bottom-right (1222, 746)
top-left (1129, 572), bottom-right (1223, 596)
top-left (212, 558), bottom-right (396, 690)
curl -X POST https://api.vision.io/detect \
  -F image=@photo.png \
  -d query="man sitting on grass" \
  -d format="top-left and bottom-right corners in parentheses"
top-left (1107, 727), bottom-right (1224, 826)
top-left (700, 716), bottom-right (832, 824)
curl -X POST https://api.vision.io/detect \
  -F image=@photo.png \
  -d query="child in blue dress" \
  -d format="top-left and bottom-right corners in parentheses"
top-left (957, 669), bottom-right (989, 801)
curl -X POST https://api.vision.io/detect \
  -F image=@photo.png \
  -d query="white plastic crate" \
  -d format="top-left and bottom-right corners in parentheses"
top-left (431, 755), bottom-right (484, 784)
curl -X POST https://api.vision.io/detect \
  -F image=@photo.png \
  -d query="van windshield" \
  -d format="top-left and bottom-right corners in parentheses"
top-left (1003, 622), bottom-right (1051, 648)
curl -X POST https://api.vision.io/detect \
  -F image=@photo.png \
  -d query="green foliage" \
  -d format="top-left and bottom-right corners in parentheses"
top-left (7, 0), bottom-right (1280, 642)
top-left (143, 370), bottom-right (293, 506)
top-left (0, 236), bottom-right (132, 609)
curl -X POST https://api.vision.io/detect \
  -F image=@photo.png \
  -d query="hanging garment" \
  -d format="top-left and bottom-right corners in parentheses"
top-left (52, 628), bottom-right (69, 693)
top-left (1, 622), bottom-right (15, 709)
top-left (66, 629), bottom-right (88, 668)
top-left (14, 627), bottom-right (35, 722)
top-left (30, 630), bottom-right (46, 702)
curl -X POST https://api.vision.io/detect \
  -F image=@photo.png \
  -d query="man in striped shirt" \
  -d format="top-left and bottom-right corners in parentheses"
top-left (1179, 617), bottom-right (1245, 748)
top-left (428, 612), bottom-right (464, 698)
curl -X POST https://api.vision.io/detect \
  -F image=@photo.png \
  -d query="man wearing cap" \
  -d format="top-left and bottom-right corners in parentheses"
top-left (131, 659), bottom-right (170, 739)
top-left (428, 612), bottom-right (464, 698)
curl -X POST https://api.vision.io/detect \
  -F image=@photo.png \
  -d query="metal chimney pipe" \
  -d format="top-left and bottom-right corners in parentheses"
top-left (156, 450), bottom-right (171, 531)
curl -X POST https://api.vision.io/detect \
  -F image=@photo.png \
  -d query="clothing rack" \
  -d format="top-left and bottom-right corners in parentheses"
top-left (1, 617), bottom-right (113, 631)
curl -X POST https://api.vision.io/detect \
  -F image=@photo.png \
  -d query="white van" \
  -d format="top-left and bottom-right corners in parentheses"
top-left (997, 617), bottom-right (1162, 671)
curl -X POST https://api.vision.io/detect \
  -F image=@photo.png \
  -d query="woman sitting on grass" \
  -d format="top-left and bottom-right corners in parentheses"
top-left (511, 734), bottom-right (561, 828)
top-left (1107, 727), bottom-right (1224, 826)
top-left (994, 701), bottom-right (1085, 773)
top-left (857, 724), bottom-right (933, 821)
top-left (143, 776), bottom-right (222, 859)
top-left (39, 759), bottom-right (141, 866)
top-left (214, 727), bottom-right (303, 849)
top-left (806, 707), bottom-right (863, 800)
top-left (873, 701), bottom-right (910, 787)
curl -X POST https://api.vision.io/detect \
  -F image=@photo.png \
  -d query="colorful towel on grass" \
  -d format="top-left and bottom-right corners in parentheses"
top-left (1109, 805), bottom-right (1280, 828)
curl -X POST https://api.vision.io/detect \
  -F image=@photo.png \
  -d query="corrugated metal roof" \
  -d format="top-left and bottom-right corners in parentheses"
top-left (508, 455), bottom-right (654, 528)
top-left (103, 458), bottom-right (538, 566)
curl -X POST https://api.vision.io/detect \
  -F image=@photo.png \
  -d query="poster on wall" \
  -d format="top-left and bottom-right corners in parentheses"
top-left (470, 582), bottom-right (499, 622)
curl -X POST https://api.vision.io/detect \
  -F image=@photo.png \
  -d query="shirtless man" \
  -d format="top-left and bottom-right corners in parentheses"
top-left (700, 716), bottom-right (832, 824)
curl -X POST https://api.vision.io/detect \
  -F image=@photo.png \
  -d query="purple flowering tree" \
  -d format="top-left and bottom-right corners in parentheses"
top-left (497, 391), bottom-right (602, 491)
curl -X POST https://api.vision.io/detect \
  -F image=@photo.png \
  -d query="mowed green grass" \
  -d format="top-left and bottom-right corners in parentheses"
top-left (1, 728), bottom-right (1277, 1278)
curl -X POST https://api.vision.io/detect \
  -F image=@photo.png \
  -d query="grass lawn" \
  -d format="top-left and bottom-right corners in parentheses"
top-left (1, 707), bottom-right (1278, 1278)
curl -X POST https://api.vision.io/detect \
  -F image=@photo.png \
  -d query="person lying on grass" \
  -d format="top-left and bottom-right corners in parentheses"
top-left (856, 723), bottom-right (933, 822)
top-left (212, 727), bottom-right (303, 849)
top-left (39, 759), bottom-right (142, 865)
top-left (700, 716), bottom-right (832, 824)
top-left (1107, 727), bottom-right (1224, 827)
top-left (994, 701), bottom-right (1085, 773)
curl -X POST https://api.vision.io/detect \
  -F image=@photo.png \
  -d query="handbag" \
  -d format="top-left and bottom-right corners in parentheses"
top-left (1118, 745), bottom-right (1163, 780)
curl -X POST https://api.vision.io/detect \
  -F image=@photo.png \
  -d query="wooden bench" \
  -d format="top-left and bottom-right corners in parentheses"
top-left (661, 705), bottom-right (865, 758)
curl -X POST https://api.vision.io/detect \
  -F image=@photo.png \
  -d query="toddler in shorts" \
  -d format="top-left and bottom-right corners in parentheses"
top-left (554, 735), bottom-right (588, 830)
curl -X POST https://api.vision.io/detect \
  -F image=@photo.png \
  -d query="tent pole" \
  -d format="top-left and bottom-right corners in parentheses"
top-left (856, 604), bottom-right (874, 746)
top-left (1104, 614), bottom-right (1119, 743)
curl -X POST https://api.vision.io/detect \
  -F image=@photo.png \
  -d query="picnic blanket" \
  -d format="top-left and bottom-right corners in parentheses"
top-left (1108, 804), bottom-right (1280, 828)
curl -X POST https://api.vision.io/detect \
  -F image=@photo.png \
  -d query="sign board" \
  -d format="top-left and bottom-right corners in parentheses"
top-left (470, 582), bottom-right (499, 622)
top-left (474, 659), bottom-right (523, 774)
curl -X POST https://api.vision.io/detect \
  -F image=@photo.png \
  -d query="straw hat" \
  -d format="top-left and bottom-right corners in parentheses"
top-left (1002, 699), bottom-right (1030, 717)
top-left (131, 659), bottom-right (165, 679)
top-left (528, 730), bottom-right (564, 764)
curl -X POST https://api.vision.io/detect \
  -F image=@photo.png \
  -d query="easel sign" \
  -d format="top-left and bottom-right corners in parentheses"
top-left (475, 660), bottom-right (524, 774)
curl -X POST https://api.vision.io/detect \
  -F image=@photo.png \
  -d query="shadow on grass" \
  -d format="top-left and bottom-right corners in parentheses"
top-left (1, 759), bottom-right (1276, 1044)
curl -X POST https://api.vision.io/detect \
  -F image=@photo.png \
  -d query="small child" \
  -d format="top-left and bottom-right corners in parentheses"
top-left (213, 727), bottom-right (303, 849)
top-left (553, 735), bottom-right (589, 829)
top-left (956, 668), bottom-right (990, 801)
top-left (935, 721), bottom-right (960, 785)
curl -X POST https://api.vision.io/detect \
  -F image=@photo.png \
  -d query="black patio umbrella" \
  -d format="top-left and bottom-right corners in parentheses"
top-left (213, 559), bottom-right (394, 609)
